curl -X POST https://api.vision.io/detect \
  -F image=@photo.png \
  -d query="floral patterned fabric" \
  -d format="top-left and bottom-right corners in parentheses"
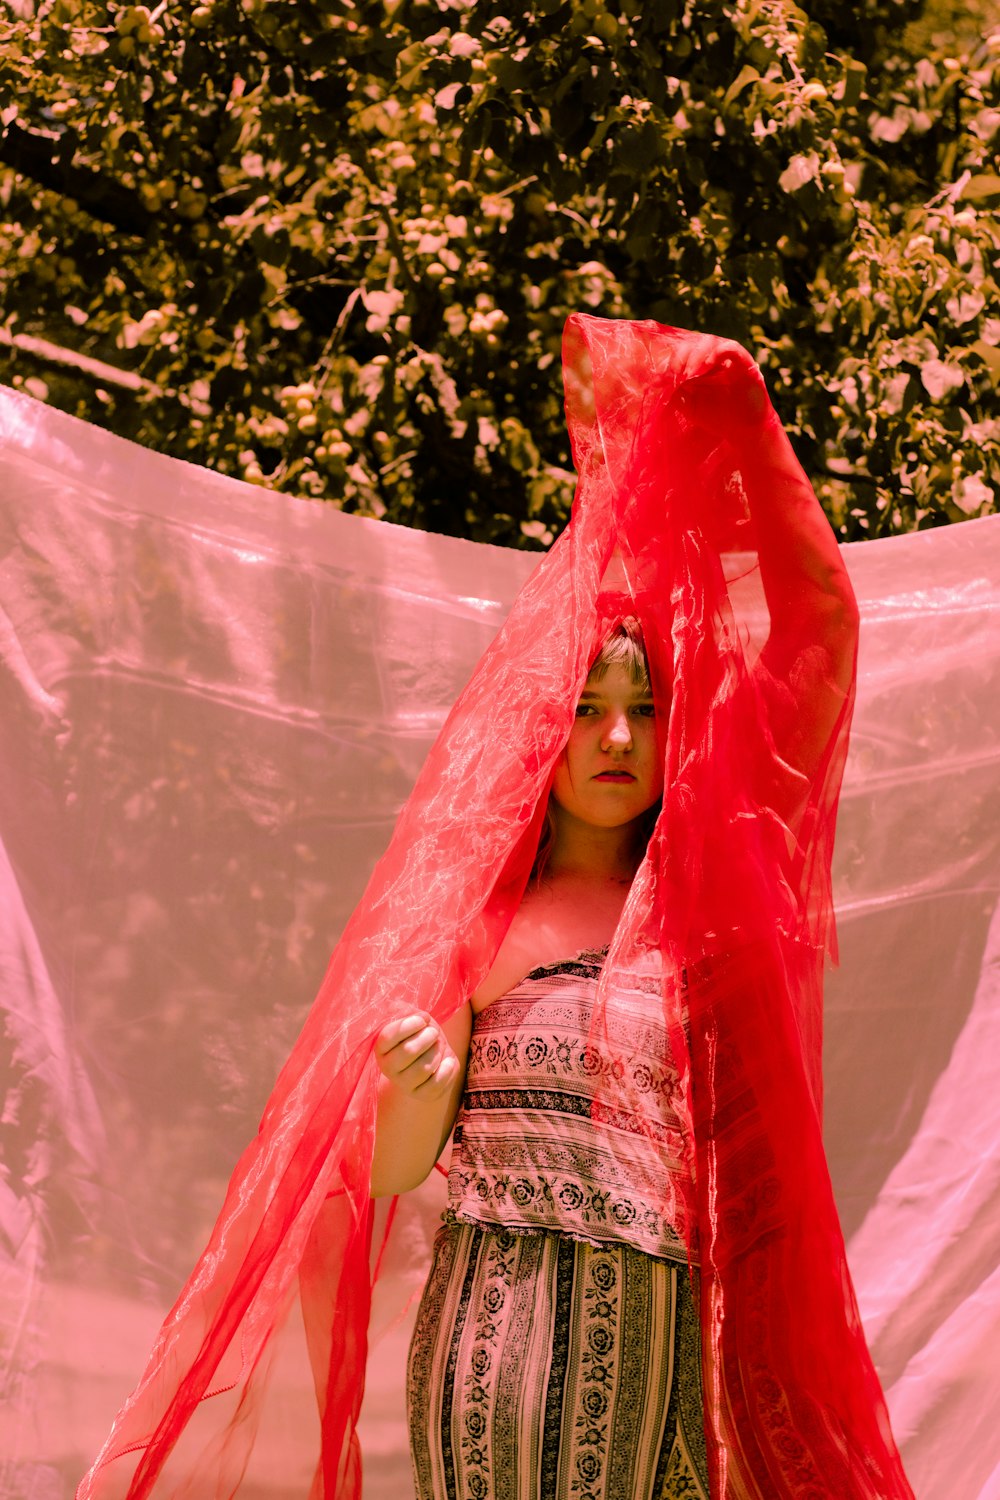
top-left (446, 951), bottom-right (695, 1266)
top-left (408, 954), bottom-right (708, 1496)
top-left (407, 1216), bottom-right (709, 1500)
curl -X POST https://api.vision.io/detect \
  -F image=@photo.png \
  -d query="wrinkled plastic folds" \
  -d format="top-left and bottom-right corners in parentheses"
top-left (0, 315), bottom-right (998, 1499)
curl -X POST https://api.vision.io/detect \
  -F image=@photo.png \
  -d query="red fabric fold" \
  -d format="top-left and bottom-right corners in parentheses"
top-left (77, 314), bottom-right (912, 1499)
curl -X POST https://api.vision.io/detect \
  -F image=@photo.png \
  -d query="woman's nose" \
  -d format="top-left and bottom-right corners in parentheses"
top-left (603, 713), bottom-right (633, 751)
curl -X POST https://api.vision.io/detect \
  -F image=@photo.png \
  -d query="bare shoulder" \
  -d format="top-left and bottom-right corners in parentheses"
top-left (470, 917), bottom-right (548, 1014)
top-left (471, 884), bottom-right (569, 1013)
top-left (470, 880), bottom-right (622, 1014)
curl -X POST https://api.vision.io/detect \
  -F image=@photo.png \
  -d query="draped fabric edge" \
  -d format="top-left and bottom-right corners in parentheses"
top-left (74, 313), bottom-right (914, 1500)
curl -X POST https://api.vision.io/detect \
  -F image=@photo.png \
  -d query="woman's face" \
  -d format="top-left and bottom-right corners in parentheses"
top-left (551, 662), bottom-right (664, 829)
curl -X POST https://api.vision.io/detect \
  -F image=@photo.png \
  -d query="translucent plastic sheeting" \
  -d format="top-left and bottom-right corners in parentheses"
top-left (0, 382), bottom-right (997, 1500)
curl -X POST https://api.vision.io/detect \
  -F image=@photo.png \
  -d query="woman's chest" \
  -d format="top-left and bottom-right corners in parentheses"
top-left (466, 969), bottom-right (681, 1118)
top-left (471, 886), bottom-right (628, 1013)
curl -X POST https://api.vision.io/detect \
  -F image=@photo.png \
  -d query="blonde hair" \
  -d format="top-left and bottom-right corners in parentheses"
top-left (530, 618), bottom-right (660, 884)
top-left (586, 615), bottom-right (651, 690)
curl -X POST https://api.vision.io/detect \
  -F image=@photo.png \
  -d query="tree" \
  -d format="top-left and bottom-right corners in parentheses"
top-left (0, 0), bottom-right (997, 547)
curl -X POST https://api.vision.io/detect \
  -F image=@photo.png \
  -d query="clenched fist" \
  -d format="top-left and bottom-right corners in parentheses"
top-left (374, 1013), bottom-right (463, 1101)
top-left (673, 339), bottom-right (773, 436)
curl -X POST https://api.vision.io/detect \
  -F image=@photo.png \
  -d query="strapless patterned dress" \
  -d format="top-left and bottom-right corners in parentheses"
top-left (406, 950), bottom-right (709, 1500)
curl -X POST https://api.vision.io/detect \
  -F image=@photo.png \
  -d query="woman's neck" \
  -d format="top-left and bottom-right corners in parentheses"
top-left (547, 810), bottom-right (643, 885)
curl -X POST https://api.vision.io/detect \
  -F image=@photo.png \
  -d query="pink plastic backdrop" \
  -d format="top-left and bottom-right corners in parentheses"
top-left (1, 383), bottom-right (998, 1500)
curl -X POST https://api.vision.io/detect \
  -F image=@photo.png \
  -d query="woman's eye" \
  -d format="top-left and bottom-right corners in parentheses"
top-left (634, 704), bottom-right (656, 717)
top-left (574, 703), bottom-right (598, 717)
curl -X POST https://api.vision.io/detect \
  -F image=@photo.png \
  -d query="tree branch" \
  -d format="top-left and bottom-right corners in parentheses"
top-left (0, 327), bottom-right (210, 414)
top-left (0, 120), bottom-right (153, 235)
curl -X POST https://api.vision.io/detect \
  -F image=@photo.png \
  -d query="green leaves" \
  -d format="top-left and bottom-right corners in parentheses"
top-left (962, 173), bottom-right (1000, 205)
top-left (0, 0), bottom-right (996, 545)
top-left (723, 65), bottom-right (761, 110)
top-left (919, 359), bottom-right (966, 401)
top-left (779, 151), bottom-right (822, 193)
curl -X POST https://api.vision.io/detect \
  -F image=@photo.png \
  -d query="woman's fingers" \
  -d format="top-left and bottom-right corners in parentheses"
top-left (675, 337), bottom-right (759, 392)
top-left (374, 1013), bottom-right (431, 1056)
top-left (675, 352), bottom-right (769, 435)
top-left (375, 1014), bottom-right (460, 1095)
top-left (384, 1024), bottom-right (439, 1069)
top-left (411, 1052), bottom-right (460, 1099)
top-left (397, 1025), bottom-right (443, 1069)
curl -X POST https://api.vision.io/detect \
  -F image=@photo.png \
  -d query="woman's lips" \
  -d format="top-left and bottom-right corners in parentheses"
top-left (594, 770), bottom-right (636, 781)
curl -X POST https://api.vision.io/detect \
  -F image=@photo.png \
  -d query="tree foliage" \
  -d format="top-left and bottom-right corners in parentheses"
top-left (0, 0), bottom-right (997, 547)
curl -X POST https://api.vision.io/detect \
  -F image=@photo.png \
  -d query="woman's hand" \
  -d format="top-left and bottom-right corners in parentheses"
top-left (374, 1013), bottom-right (462, 1101)
top-left (674, 339), bottom-right (773, 437)
top-left (371, 1004), bottom-right (472, 1195)
top-left (637, 338), bottom-right (773, 488)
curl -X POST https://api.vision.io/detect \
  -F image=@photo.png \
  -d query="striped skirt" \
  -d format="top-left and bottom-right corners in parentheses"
top-left (406, 1214), bottom-right (710, 1500)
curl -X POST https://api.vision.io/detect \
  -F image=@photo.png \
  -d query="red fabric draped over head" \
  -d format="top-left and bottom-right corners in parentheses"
top-left (77, 315), bottom-right (913, 1499)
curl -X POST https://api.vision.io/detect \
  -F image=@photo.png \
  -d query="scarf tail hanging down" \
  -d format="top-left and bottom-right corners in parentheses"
top-left (76, 315), bottom-right (914, 1500)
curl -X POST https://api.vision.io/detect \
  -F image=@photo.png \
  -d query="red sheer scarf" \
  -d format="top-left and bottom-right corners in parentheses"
top-left (77, 315), bottom-right (913, 1499)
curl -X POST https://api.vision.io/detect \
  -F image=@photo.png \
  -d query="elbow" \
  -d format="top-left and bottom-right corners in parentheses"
top-left (814, 557), bottom-right (860, 640)
top-left (836, 575), bottom-right (861, 645)
top-left (369, 1160), bottom-right (418, 1197)
top-left (826, 575), bottom-right (859, 640)
top-left (775, 582), bottom-right (858, 647)
top-left (833, 555), bottom-right (859, 622)
top-left (370, 1155), bottom-right (443, 1199)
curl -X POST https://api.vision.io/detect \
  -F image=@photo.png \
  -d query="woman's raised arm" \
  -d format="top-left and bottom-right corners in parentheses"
top-left (679, 346), bottom-right (859, 783)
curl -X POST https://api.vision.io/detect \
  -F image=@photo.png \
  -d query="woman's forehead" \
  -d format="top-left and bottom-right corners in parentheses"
top-left (581, 663), bottom-right (653, 697)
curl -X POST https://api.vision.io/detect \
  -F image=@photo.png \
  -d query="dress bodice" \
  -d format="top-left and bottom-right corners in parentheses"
top-left (447, 949), bottom-right (696, 1265)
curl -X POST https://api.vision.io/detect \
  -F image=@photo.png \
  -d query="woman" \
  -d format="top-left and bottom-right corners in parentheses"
top-left (374, 619), bottom-right (710, 1498)
top-left (78, 316), bottom-right (913, 1500)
